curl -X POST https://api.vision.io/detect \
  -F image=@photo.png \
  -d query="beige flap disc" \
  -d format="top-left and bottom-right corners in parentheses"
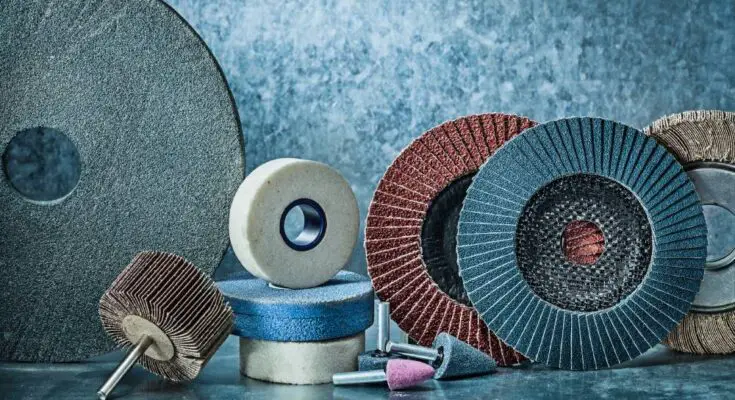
top-left (646, 110), bottom-right (735, 354)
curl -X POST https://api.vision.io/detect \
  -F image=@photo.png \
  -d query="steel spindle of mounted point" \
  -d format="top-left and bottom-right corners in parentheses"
top-left (377, 301), bottom-right (390, 352)
top-left (358, 301), bottom-right (397, 371)
top-left (386, 332), bottom-right (496, 379)
top-left (97, 252), bottom-right (233, 399)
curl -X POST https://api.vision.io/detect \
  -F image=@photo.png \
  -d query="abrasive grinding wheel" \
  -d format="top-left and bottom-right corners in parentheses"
top-left (646, 110), bottom-right (735, 354)
top-left (217, 271), bottom-right (374, 342)
top-left (457, 117), bottom-right (707, 370)
top-left (0, 0), bottom-right (243, 362)
top-left (366, 113), bottom-right (535, 366)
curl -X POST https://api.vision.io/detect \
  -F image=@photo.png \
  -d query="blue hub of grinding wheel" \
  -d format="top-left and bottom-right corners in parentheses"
top-left (457, 117), bottom-right (707, 370)
top-left (217, 271), bottom-right (374, 342)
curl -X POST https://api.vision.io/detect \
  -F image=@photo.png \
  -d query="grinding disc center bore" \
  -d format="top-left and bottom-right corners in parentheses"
top-left (421, 175), bottom-right (474, 306)
top-left (516, 174), bottom-right (652, 312)
top-left (685, 163), bottom-right (735, 271)
top-left (701, 203), bottom-right (735, 269)
top-left (685, 163), bottom-right (735, 312)
top-left (561, 220), bottom-right (606, 266)
top-left (2, 126), bottom-right (81, 204)
top-left (280, 198), bottom-right (327, 251)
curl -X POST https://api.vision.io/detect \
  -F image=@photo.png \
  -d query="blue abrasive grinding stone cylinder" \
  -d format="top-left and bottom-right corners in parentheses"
top-left (217, 271), bottom-right (374, 341)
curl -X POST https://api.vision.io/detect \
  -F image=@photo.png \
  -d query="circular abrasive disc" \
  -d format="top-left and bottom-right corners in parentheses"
top-left (458, 117), bottom-right (707, 370)
top-left (646, 110), bottom-right (735, 354)
top-left (229, 158), bottom-right (360, 289)
top-left (0, 0), bottom-right (243, 362)
top-left (217, 271), bottom-right (374, 342)
top-left (366, 113), bottom-right (535, 366)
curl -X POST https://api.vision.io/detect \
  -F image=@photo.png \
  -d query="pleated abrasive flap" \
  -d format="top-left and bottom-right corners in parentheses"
top-left (457, 117), bottom-right (707, 370)
top-left (99, 252), bottom-right (233, 381)
top-left (366, 113), bottom-right (535, 366)
top-left (646, 110), bottom-right (735, 354)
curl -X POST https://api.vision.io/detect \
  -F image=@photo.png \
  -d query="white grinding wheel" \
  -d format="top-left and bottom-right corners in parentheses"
top-left (239, 333), bottom-right (365, 385)
top-left (229, 158), bottom-right (359, 288)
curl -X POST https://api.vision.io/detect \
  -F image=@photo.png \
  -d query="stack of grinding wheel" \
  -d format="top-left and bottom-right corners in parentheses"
top-left (366, 113), bottom-right (535, 366)
top-left (646, 111), bottom-right (735, 355)
top-left (221, 158), bottom-right (374, 384)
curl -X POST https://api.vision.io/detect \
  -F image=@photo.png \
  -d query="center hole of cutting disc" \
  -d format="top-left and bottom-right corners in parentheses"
top-left (561, 220), bottom-right (606, 265)
top-left (280, 198), bottom-right (327, 251)
top-left (2, 126), bottom-right (81, 204)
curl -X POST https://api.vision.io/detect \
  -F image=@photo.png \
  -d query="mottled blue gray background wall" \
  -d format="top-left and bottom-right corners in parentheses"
top-left (166, 0), bottom-right (735, 276)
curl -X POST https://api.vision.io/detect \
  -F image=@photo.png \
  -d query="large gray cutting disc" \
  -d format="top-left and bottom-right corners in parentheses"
top-left (0, 0), bottom-right (243, 362)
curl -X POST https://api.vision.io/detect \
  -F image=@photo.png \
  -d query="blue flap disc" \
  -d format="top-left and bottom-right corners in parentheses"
top-left (457, 117), bottom-right (707, 370)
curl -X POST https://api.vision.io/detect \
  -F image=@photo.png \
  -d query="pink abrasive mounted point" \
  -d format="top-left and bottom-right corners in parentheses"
top-left (386, 359), bottom-right (436, 390)
top-left (332, 359), bottom-right (434, 391)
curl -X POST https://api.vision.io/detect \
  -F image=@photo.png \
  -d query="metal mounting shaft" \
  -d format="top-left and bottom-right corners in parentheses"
top-left (97, 336), bottom-right (153, 400)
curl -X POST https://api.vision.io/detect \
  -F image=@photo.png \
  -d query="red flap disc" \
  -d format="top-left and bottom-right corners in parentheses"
top-left (366, 113), bottom-right (536, 366)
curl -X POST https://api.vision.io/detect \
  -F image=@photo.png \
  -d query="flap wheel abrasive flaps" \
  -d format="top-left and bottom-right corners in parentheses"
top-left (457, 117), bottom-right (707, 370)
top-left (0, 0), bottom-right (243, 362)
top-left (646, 110), bottom-right (735, 354)
top-left (366, 113), bottom-right (536, 366)
top-left (97, 252), bottom-right (233, 399)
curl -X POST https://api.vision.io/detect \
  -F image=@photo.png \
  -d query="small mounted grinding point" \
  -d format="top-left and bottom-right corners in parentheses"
top-left (97, 252), bottom-right (233, 399)
top-left (333, 359), bottom-right (435, 391)
top-left (387, 333), bottom-right (496, 379)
